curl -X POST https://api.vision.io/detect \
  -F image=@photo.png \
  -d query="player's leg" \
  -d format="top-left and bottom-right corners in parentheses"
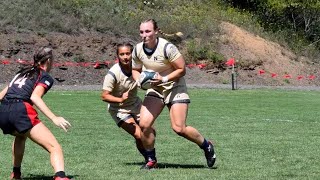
top-left (140, 95), bottom-right (164, 148)
top-left (169, 103), bottom-right (204, 143)
top-left (139, 95), bottom-right (164, 169)
top-left (169, 103), bottom-right (216, 168)
top-left (120, 118), bottom-right (146, 161)
top-left (0, 104), bottom-right (25, 179)
top-left (10, 134), bottom-right (27, 180)
top-left (26, 122), bottom-right (69, 179)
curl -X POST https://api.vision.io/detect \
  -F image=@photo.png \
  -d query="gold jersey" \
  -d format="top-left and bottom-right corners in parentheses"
top-left (132, 37), bottom-right (182, 75)
top-left (132, 37), bottom-right (187, 91)
top-left (102, 63), bottom-right (141, 113)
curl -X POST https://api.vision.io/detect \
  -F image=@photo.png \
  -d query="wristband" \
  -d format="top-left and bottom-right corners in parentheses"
top-left (162, 76), bottom-right (168, 83)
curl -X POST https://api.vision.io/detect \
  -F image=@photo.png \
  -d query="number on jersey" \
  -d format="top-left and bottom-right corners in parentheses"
top-left (9, 74), bottom-right (27, 88)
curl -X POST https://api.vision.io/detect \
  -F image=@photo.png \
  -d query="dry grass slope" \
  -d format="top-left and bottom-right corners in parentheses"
top-left (1, 22), bottom-right (320, 86)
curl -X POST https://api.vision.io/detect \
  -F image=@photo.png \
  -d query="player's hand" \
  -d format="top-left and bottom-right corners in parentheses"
top-left (122, 91), bottom-right (129, 102)
top-left (52, 117), bottom-right (71, 132)
top-left (150, 72), bottom-right (162, 86)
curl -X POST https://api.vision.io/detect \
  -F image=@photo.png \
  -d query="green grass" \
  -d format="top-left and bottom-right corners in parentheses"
top-left (1, 89), bottom-right (320, 179)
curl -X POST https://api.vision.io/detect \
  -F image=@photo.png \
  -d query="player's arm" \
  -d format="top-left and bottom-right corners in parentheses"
top-left (155, 55), bottom-right (186, 83)
top-left (0, 86), bottom-right (8, 101)
top-left (156, 43), bottom-right (186, 83)
top-left (101, 90), bottom-right (127, 103)
top-left (30, 86), bottom-right (71, 132)
top-left (101, 71), bottom-right (129, 102)
top-left (132, 67), bottom-right (142, 81)
top-left (131, 46), bottom-right (143, 82)
top-left (167, 55), bottom-right (186, 80)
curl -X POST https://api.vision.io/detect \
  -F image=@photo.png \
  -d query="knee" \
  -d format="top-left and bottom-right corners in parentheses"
top-left (133, 130), bottom-right (142, 140)
top-left (140, 123), bottom-right (152, 133)
top-left (172, 126), bottom-right (185, 136)
top-left (47, 142), bottom-right (63, 153)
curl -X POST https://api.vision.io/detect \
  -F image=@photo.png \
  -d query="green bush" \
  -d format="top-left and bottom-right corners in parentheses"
top-left (0, 0), bottom-right (318, 64)
top-left (186, 39), bottom-right (224, 65)
top-left (220, 0), bottom-right (320, 62)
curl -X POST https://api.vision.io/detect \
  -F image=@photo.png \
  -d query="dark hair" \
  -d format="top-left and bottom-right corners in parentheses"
top-left (116, 42), bottom-right (133, 55)
top-left (17, 46), bottom-right (53, 78)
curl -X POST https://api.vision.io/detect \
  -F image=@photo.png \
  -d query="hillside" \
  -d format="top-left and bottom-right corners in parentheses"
top-left (1, 21), bottom-right (320, 87)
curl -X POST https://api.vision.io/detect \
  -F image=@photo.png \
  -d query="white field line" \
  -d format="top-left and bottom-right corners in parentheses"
top-left (214, 116), bottom-right (320, 124)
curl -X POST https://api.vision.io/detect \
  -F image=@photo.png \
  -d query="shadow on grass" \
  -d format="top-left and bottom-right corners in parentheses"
top-left (22, 174), bottom-right (78, 180)
top-left (125, 162), bottom-right (217, 169)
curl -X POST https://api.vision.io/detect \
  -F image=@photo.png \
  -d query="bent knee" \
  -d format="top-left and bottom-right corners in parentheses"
top-left (140, 123), bottom-right (153, 131)
top-left (46, 142), bottom-right (63, 153)
top-left (172, 126), bottom-right (186, 136)
top-left (133, 131), bottom-right (142, 140)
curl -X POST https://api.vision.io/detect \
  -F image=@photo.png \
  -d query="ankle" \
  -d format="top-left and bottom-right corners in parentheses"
top-left (55, 171), bottom-right (66, 178)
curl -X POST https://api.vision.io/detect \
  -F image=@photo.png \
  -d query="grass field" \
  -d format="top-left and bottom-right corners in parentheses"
top-left (1, 89), bottom-right (320, 179)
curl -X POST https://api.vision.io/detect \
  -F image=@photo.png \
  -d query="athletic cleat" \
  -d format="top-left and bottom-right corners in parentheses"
top-left (204, 141), bottom-right (216, 168)
top-left (141, 159), bottom-right (158, 170)
top-left (10, 172), bottom-right (22, 180)
top-left (53, 176), bottom-right (70, 180)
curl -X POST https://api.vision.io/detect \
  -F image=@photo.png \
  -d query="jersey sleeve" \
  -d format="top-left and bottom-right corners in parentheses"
top-left (166, 43), bottom-right (182, 62)
top-left (102, 71), bottom-right (116, 92)
top-left (132, 46), bottom-right (143, 69)
top-left (37, 72), bottom-right (54, 92)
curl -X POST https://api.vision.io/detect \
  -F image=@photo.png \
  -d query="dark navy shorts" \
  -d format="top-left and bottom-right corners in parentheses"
top-left (0, 99), bottom-right (41, 134)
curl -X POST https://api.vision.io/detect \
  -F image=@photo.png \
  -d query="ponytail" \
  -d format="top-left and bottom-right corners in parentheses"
top-left (17, 46), bottom-right (53, 79)
top-left (158, 29), bottom-right (183, 38)
top-left (17, 65), bottom-right (39, 79)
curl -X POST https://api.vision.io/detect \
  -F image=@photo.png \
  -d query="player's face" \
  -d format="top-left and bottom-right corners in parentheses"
top-left (140, 21), bottom-right (157, 47)
top-left (117, 46), bottom-right (132, 65)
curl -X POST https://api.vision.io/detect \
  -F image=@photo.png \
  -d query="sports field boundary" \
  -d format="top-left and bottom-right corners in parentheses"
top-left (52, 84), bottom-right (320, 91)
top-left (1, 83), bottom-right (320, 91)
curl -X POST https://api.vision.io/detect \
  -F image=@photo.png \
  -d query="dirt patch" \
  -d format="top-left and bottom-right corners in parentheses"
top-left (1, 22), bottom-right (320, 86)
top-left (216, 22), bottom-right (320, 86)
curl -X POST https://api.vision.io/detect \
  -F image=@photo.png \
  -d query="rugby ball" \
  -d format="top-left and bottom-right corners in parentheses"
top-left (139, 70), bottom-right (157, 90)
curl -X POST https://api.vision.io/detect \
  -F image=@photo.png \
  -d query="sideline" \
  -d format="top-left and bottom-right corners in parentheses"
top-left (1, 84), bottom-right (319, 91)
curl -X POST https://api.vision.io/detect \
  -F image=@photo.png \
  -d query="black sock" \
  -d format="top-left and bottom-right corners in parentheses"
top-left (55, 171), bottom-right (66, 178)
top-left (138, 148), bottom-right (146, 156)
top-left (13, 166), bottom-right (21, 173)
top-left (138, 148), bottom-right (148, 161)
top-left (145, 148), bottom-right (156, 161)
top-left (200, 139), bottom-right (209, 150)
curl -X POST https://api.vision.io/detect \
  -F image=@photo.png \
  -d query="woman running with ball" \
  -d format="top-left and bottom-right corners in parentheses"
top-left (132, 19), bottom-right (216, 169)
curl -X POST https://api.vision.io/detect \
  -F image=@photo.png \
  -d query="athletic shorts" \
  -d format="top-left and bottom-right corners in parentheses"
top-left (146, 82), bottom-right (190, 105)
top-left (0, 99), bottom-right (41, 134)
top-left (108, 110), bottom-right (140, 127)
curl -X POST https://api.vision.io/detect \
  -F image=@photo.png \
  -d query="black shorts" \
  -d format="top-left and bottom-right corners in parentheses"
top-left (0, 100), bottom-right (41, 134)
